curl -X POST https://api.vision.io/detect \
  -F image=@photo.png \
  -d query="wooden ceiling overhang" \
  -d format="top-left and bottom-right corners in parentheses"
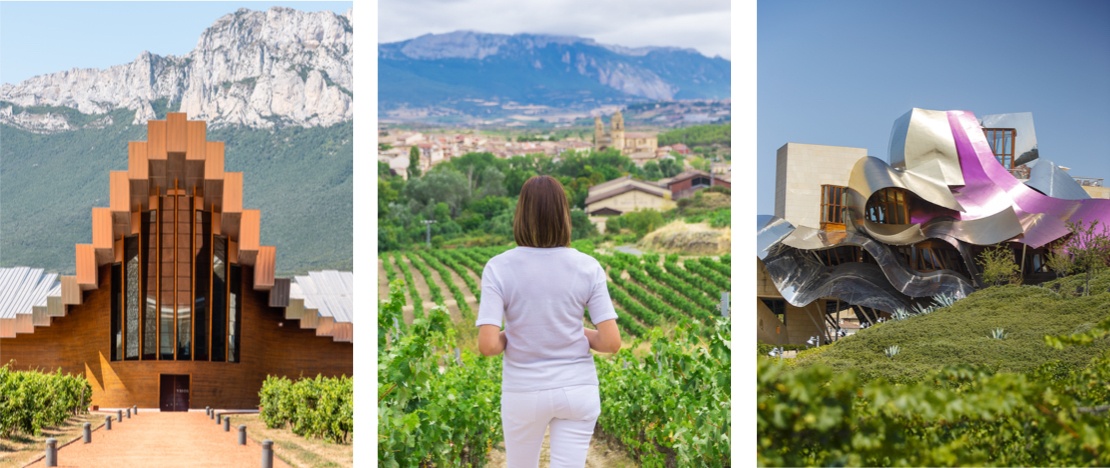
top-left (75, 113), bottom-right (274, 295)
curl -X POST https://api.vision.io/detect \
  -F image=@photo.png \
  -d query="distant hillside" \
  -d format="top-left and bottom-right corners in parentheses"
top-left (789, 271), bottom-right (1110, 383)
top-left (1, 112), bottom-right (352, 276)
top-left (379, 31), bottom-right (730, 118)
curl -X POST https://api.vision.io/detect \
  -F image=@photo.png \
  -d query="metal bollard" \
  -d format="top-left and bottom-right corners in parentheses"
top-left (105, 415), bottom-right (112, 430)
top-left (126, 408), bottom-right (131, 419)
top-left (238, 425), bottom-right (247, 445)
top-left (206, 406), bottom-right (211, 416)
top-left (45, 438), bottom-right (57, 467)
top-left (217, 413), bottom-right (222, 425)
top-left (83, 422), bottom-right (91, 443)
top-left (117, 410), bottom-right (123, 422)
top-left (224, 417), bottom-right (230, 432)
top-left (261, 440), bottom-right (274, 468)
top-left (133, 405), bottom-right (138, 415)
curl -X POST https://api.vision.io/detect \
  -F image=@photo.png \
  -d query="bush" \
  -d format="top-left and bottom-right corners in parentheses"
top-left (259, 374), bottom-right (353, 443)
top-left (0, 365), bottom-right (91, 437)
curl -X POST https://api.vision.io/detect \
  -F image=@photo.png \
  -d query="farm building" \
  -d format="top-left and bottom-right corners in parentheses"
top-left (0, 113), bottom-right (352, 410)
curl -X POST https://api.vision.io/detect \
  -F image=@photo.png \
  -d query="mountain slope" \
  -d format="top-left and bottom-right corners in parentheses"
top-left (0, 7), bottom-right (353, 132)
top-left (378, 31), bottom-right (730, 114)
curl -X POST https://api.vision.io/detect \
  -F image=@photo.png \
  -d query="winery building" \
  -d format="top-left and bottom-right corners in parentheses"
top-left (0, 113), bottom-right (353, 410)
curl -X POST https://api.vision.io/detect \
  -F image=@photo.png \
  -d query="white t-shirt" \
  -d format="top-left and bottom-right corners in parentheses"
top-left (476, 246), bottom-right (618, 392)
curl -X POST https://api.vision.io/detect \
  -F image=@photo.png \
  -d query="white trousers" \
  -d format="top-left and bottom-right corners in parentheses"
top-left (501, 384), bottom-right (601, 468)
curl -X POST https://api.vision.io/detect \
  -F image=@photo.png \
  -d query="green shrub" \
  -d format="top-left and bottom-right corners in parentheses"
top-left (0, 365), bottom-right (91, 437)
top-left (258, 374), bottom-right (353, 443)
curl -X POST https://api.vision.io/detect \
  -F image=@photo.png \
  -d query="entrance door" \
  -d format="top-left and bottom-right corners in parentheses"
top-left (159, 374), bottom-right (190, 412)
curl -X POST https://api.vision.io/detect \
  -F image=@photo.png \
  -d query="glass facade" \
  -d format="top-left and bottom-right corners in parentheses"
top-left (113, 194), bottom-right (240, 363)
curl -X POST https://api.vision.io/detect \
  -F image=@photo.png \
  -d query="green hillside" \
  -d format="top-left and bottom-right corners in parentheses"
top-left (790, 270), bottom-right (1110, 382)
top-left (1, 110), bottom-right (352, 276)
top-left (760, 271), bottom-right (1110, 466)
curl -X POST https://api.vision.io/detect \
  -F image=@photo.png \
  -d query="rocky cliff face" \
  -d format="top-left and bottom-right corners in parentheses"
top-left (0, 7), bottom-right (352, 132)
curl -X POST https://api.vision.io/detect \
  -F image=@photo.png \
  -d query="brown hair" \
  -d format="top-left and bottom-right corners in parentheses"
top-left (513, 175), bottom-right (572, 247)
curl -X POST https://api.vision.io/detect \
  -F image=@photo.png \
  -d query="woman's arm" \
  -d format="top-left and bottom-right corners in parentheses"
top-left (478, 324), bottom-right (507, 356)
top-left (584, 319), bottom-right (621, 353)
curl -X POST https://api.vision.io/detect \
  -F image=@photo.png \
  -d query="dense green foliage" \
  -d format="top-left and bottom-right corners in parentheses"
top-left (378, 281), bottom-right (501, 467)
top-left (597, 320), bottom-right (731, 466)
top-left (258, 374), bottom-right (353, 444)
top-left (379, 149), bottom-right (639, 251)
top-left (657, 123), bottom-right (731, 148)
top-left (0, 365), bottom-right (92, 437)
top-left (761, 270), bottom-right (1110, 466)
top-left (790, 272), bottom-right (1110, 384)
top-left (1, 112), bottom-right (352, 275)
top-left (977, 244), bottom-right (1020, 286)
top-left (759, 354), bottom-right (1110, 466)
top-left (379, 245), bottom-right (732, 466)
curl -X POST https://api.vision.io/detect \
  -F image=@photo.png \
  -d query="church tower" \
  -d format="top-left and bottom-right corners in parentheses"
top-left (611, 110), bottom-right (625, 152)
top-left (594, 116), bottom-right (605, 150)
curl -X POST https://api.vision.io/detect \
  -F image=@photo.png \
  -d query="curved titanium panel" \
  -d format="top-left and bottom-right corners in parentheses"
top-left (888, 108), bottom-right (964, 187)
top-left (948, 110), bottom-right (1110, 248)
top-left (757, 215), bottom-right (796, 260)
top-left (1027, 159), bottom-right (1091, 200)
top-left (762, 243), bottom-right (914, 313)
top-left (781, 226), bottom-right (975, 300)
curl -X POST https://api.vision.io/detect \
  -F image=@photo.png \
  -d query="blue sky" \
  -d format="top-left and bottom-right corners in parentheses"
top-left (757, 0), bottom-right (1110, 215)
top-left (0, 1), bottom-right (351, 85)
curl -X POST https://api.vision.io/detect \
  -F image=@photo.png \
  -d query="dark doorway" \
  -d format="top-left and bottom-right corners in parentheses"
top-left (159, 374), bottom-right (190, 412)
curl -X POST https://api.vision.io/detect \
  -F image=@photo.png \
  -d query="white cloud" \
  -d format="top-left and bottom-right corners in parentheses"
top-left (378, 0), bottom-right (731, 59)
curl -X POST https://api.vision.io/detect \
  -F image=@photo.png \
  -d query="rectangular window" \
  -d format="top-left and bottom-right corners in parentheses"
top-left (160, 196), bottom-right (175, 359)
top-left (820, 185), bottom-right (847, 229)
top-left (143, 211), bottom-right (158, 359)
top-left (984, 128), bottom-right (1016, 169)
top-left (125, 236), bottom-right (140, 360)
top-left (228, 265), bottom-right (241, 363)
top-left (211, 236), bottom-right (227, 362)
top-left (111, 263), bottom-right (122, 361)
top-left (194, 211), bottom-right (210, 361)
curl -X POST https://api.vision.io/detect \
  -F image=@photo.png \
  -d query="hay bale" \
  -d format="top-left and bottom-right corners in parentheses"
top-left (638, 220), bottom-right (730, 255)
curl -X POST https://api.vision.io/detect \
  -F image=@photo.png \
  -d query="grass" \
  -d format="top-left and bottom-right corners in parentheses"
top-left (0, 412), bottom-right (105, 468)
top-left (790, 270), bottom-right (1110, 384)
top-left (223, 414), bottom-right (351, 468)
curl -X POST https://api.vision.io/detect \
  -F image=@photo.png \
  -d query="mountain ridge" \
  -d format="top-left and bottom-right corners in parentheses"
top-left (0, 6), bottom-right (353, 133)
top-left (378, 31), bottom-right (730, 119)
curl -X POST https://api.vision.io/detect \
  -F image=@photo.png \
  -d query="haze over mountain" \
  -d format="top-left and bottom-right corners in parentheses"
top-left (379, 31), bottom-right (730, 119)
top-left (1, 7), bottom-right (353, 133)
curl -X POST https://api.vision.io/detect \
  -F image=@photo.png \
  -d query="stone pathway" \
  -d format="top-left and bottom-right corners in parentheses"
top-left (28, 410), bottom-right (290, 468)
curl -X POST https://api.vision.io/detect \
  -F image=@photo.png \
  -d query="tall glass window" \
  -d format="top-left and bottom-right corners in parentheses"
top-left (211, 236), bottom-right (228, 362)
top-left (228, 265), bottom-right (241, 362)
top-left (111, 195), bottom-right (239, 364)
top-left (160, 196), bottom-right (175, 359)
top-left (142, 211), bottom-right (158, 359)
top-left (194, 211), bottom-right (210, 361)
top-left (984, 128), bottom-right (1016, 169)
top-left (111, 264), bottom-right (122, 361)
top-left (820, 185), bottom-right (847, 228)
top-left (124, 236), bottom-right (140, 360)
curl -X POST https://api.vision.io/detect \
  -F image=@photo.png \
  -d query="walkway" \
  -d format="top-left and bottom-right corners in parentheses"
top-left (28, 410), bottom-right (290, 468)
